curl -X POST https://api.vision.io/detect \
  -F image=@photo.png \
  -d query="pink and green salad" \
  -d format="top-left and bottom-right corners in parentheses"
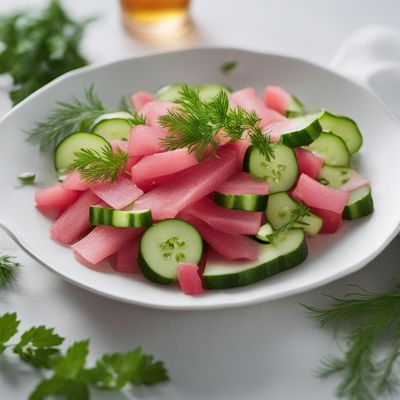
top-left (33, 83), bottom-right (373, 295)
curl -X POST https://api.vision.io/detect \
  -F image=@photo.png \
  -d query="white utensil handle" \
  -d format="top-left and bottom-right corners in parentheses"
top-left (331, 26), bottom-right (400, 90)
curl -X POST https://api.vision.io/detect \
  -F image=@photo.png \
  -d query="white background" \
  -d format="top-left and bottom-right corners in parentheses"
top-left (1, 1), bottom-right (400, 399)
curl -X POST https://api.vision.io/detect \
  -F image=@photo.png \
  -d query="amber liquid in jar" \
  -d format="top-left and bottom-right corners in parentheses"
top-left (120, 0), bottom-right (191, 39)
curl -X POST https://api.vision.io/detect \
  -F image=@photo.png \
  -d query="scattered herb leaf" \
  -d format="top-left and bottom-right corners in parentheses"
top-left (220, 61), bottom-right (238, 74)
top-left (304, 283), bottom-right (400, 400)
top-left (0, 0), bottom-right (95, 105)
top-left (18, 172), bottom-right (36, 184)
top-left (68, 145), bottom-right (129, 183)
top-left (0, 254), bottom-right (20, 288)
top-left (0, 312), bottom-right (169, 399)
top-left (159, 85), bottom-right (275, 161)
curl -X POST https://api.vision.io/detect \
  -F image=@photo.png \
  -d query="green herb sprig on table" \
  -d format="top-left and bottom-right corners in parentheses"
top-left (0, 312), bottom-right (169, 400)
top-left (304, 283), bottom-right (400, 400)
top-left (0, 0), bottom-right (95, 105)
top-left (159, 85), bottom-right (275, 161)
top-left (0, 254), bottom-right (20, 288)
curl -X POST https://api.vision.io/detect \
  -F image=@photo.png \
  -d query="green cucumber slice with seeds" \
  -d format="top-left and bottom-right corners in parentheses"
top-left (318, 111), bottom-right (362, 154)
top-left (317, 165), bottom-right (354, 188)
top-left (54, 132), bottom-right (110, 174)
top-left (89, 206), bottom-right (152, 228)
top-left (266, 192), bottom-right (323, 236)
top-left (343, 186), bottom-right (374, 220)
top-left (243, 143), bottom-right (298, 193)
top-left (308, 131), bottom-right (350, 166)
top-left (203, 229), bottom-right (307, 289)
top-left (278, 113), bottom-right (322, 147)
top-left (91, 111), bottom-right (136, 141)
top-left (213, 192), bottom-right (268, 211)
top-left (254, 223), bottom-right (274, 243)
top-left (139, 219), bottom-right (203, 285)
top-left (156, 83), bottom-right (231, 102)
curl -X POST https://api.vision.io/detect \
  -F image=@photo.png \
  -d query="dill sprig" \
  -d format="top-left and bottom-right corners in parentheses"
top-left (159, 85), bottom-right (275, 161)
top-left (0, 254), bottom-right (20, 288)
top-left (27, 85), bottom-right (106, 151)
top-left (68, 145), bottom-right (129, 183)
top-left (303, 282), bottom-right (400, 400)
top-left (267, 203), bottom-right (311, 243)
top-left (27, 87), bottom-right (146, 152)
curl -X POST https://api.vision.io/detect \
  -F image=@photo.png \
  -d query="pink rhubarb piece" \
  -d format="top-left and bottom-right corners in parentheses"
top-left (230, 87), bottom-right (286, 128)
top-left (51, 190), bottom-right (101, 243)
top-left (114, 237), bottom-right (141, 274)
top-left (131, 91), bottom-right (154, 111)
top-left (179, 212), bottom-right (259, 261)
top-left (294, 148), bottom-right (324, 180)
top-left (134, 144), bottom-right (240, 220)
top-left (292, 173), bottom-right (349, 214)
top-left (35, 184), bottom-right (79, 219)
top-left (139, 100), bottom-right (176, 128)
top-left (61, 171), bottom-right (90, 192)
top-left (72, 226), bottom-right (143, 265)
top-left (90, 177), bottom-right (143, 210)
top-left (216, 171), bottom-right (268, 195)
top-left (177, 263), bottom-right (204, 295)
top-left (184, 197), bottom-right (262, 235)
top-left (263, 86), bottom-right (292, 115)
top-left (128, 125), bottom-right (169, 157)
top-left (131, 148), bottom-right (198, 185)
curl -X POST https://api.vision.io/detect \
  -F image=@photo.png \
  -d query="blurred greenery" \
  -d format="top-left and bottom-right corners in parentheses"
top-left (0, 0), bottom-right (95, 104)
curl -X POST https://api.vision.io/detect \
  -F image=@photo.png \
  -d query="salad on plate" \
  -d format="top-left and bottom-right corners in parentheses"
top-left (33, 83), bottom-right (374, 295)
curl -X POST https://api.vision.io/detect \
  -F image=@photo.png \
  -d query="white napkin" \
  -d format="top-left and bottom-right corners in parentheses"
top-left (331, 25), bottom-right (400, 116)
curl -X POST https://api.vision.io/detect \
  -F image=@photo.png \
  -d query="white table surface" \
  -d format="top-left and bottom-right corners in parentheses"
top-left (1, 1), bottom-right (400, 399)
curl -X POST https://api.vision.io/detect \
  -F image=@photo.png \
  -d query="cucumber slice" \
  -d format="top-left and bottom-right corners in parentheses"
top-left (155, 83), bottom-right (231, 102)
top-left (91, 111), bottom-right (135, 141)
top-left (213, 192), bottom-right (268, 211)
top-left (53, 132), bottom-right (110, 174)
top-left (343, 186), bottom-right (374, 220)
top-left (139, 219), bottom-right (203, 285)
top-left (308, 131), bottom-right (350, 166)
top-left (286, 95), bottom-right (305, 116)
top-left (254, 223), bottom-right (274, 243)
top-left (286, 110), bottom-right (305, 118)
top-left (319, 111), bottom-right (362, 154)
top-left (89, 206), bottom-right (152, 228)
top-left (278, 113), bottom-right (322, 147)
top-left (243, 143), bottom-right (298, 193)
top-left (317, 165), bottom-right (354, 188)
top-left (266, 192), bottom-right (323, 236)
top-left (203, 229), bottom-right (307, 289)
top-left (196, 84), bottom-right (232, 102)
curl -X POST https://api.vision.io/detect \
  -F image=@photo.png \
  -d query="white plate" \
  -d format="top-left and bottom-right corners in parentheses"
top-left (1, 48), bottom-right (399, 310)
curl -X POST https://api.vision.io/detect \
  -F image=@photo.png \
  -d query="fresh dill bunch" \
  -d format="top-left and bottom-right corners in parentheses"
top-left (0, 254), bottom-right (20, 288)
top-left (303, 283), bottom-right (400, 400)
top-left (68, 145), bottom-right (129, 183)
top-left (159, 85), bottom-right (275, 161)
top-left (267, 203), bottom-right (310, 243)
top-left (27, 85), bottom-right (106, 151)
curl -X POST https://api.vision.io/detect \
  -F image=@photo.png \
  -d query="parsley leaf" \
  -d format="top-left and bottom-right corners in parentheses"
top-left (93, 347), bottom-right (169, 390)
top-left (0, 312), bottom-right (19, 353)
top-left (13, 326), bottom-right (64, 368)
top-left (0, 312), bottom-right (169, 399)
top-left (0, 0), bottom-right (95, 105)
